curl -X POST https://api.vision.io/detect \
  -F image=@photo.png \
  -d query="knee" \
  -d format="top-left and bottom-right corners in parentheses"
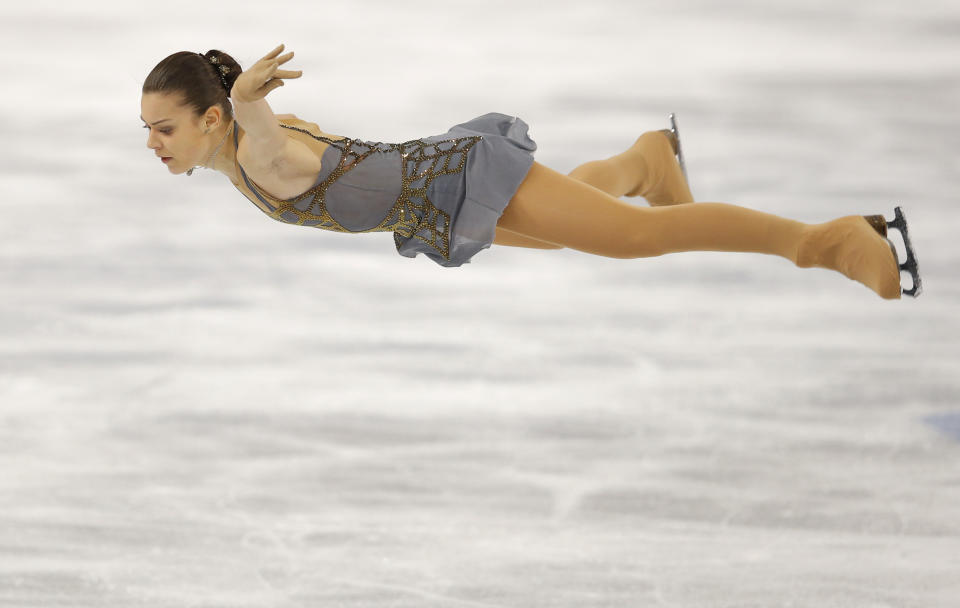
top-left (602, 217), bottom-right (663, 259)
top-left (614, 227), bottom-right (665, 259)
top-left (628, 228), bottom-right (665, 258)
top-left (588, 233), bottom-right (663, 259)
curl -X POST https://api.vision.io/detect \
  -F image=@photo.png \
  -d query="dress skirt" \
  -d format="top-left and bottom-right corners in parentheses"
top-left (395, 112), bottom-right (538, 267)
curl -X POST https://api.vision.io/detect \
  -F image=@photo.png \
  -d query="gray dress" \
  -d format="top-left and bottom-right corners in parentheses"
top-left (233, 112), bottom-right (537, 267)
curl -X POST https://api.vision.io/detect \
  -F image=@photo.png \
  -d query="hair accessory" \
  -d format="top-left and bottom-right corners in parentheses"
top-left (204, 53), bottom-right (232, 91)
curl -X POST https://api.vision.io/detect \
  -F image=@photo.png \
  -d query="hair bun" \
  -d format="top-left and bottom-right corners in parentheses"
top-left (203, 52), bottom-right (232, 90)
top-left (143, 49), bottom-right (243, 115)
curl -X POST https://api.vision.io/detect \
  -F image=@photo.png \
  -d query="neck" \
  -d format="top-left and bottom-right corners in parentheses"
top-left (204, 119), bottom-right (239, 179)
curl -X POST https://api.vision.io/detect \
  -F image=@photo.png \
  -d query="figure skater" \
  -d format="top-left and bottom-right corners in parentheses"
top-left (140, 44), bottom-right (921, 299)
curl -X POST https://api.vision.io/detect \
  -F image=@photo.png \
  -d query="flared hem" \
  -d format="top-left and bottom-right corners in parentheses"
top-left (394, 112), bottom-right (537, 267)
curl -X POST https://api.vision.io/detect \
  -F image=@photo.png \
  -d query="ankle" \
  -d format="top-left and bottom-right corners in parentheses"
top-left (795, 216), bottom-right (902, 299)
top-left (795, 218), bottom-right (855, 269)
top-left (624, 132), bottom-right (666, 198)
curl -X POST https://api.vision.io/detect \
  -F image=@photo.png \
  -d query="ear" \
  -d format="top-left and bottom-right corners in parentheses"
top-left (202, 104), bottom-right (227, 130)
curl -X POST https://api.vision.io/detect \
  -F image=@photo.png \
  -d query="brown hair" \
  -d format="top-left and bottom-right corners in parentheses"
top-left (142, 50), bottom-right (243, 121)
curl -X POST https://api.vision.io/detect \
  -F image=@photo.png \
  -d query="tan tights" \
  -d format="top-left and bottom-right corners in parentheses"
top-left (494, 138), bottom-right (805, 265)
top-left (492, 134), bottom-right (904, 300)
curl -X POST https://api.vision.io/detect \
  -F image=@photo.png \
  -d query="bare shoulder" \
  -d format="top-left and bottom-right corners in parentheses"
top-left (239, 131), bottom-right (321, 174)
top-left (236, 120), bottom-right (325, 199)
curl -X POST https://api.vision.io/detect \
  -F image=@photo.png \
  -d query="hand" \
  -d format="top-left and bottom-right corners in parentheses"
top-left (231, 43), bottom-right (302, 103)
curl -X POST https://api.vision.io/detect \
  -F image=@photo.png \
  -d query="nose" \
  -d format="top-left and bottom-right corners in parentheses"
top-left (145, 130), bottom-right (161, 150)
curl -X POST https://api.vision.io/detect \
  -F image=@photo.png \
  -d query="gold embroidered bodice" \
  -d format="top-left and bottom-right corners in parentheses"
top-left (230, 117), bottom-right (483, 261)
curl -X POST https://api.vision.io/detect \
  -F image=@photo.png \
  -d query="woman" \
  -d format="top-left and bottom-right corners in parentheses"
top-left (140, 44), bottom-right (920, 299)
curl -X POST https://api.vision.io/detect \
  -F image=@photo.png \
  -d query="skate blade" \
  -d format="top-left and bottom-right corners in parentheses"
top-left (668, 112), bottom-right (691, 195)
top-left (886, 205), bottom-right (922, 297)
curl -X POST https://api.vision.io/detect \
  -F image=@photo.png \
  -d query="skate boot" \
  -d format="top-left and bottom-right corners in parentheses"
top-left (625, 113), bottom-right (695, 205)
top-left (796, 209), bottom-right (919, 299)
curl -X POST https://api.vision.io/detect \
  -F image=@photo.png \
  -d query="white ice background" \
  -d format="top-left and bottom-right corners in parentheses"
top-left (1, 1), bottom-right (959, 606)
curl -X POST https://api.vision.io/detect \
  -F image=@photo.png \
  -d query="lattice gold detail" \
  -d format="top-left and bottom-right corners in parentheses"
top-left (243, 124), bottom-right (482, 261)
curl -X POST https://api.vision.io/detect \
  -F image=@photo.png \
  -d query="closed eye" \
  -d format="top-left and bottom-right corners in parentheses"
top-left (143, 126), bottom-right (172, 134)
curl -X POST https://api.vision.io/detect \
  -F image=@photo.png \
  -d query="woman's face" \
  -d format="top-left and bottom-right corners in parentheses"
top-left (140, 92), bottom-right (222, 174)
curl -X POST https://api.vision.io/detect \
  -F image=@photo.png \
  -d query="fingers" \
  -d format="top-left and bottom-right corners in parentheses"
top-left (262, 43), bottom-right (284, 60)
top-left (265, 50), bottom-right (301, 79)
top-left (245, 45), bottom-right (301, 96)
top-left (261, 62), bottom-right (301, 81)
top-left (261, 69), bottom-right (299, 90)
top-left (262, 49), bottom-right (298, 72)
top-left (262, 45), bottom-right (296, 64)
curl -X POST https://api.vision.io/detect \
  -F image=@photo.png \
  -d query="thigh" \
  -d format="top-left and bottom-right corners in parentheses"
top-left (497, 161), bottom-right (651, 254)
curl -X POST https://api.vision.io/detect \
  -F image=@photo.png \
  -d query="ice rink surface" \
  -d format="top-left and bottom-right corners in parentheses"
top-left (1, 0), bottom-right (959, 606)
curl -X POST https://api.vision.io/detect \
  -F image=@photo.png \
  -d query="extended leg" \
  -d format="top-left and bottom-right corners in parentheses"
top-left (493, 129), bottom-right (692, 250)
top-left (568, 130), bottom-right (694, 206)
top-left (500, 162), bottom-right (803, 260)
top-left (496, 161), bottom-right (901, 298)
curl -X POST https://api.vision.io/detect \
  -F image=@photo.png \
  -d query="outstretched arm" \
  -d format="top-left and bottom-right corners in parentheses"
top-left (231, 44), bottom-right (302, 164)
